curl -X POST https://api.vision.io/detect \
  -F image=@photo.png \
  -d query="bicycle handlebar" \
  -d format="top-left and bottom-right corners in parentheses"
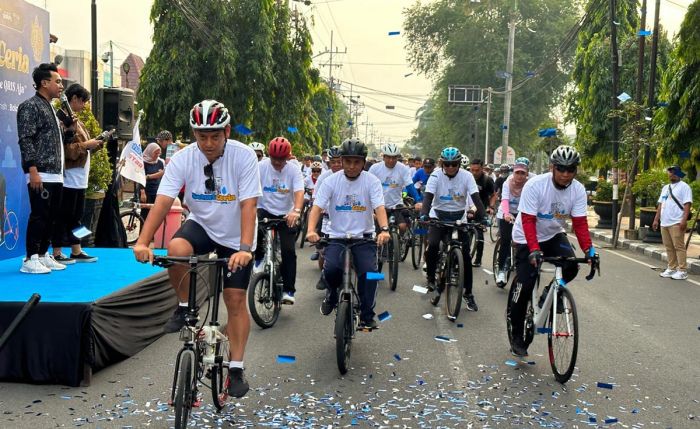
top-left (540, 255), bottom-right (601, 281)
top-left (259, 217), bottom-right (288, 227)
top-left (314, 237), bottom-right (377, 248)
top-left (419, 219), bottom-right (482, 230)
top-left (152, 255), bottom-right (230, 268)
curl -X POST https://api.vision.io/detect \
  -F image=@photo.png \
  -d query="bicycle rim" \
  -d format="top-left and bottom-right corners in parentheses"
top-left (389, 232), bottom-right (399, 291)
top-left (174, 350), bottom-right (194, 429)
top-left (492, 238), bottom-right (501, 284)
top-left (489, 216), bottom-right (499, 242)
top-left (444, 247), bottom-right (464, 320)
top-left (547, 287), bottom-right (578, 383)
top-left (121, 213), bottom-right (142, 245)
top-left (248, 272), bottom-right (279, 328)
top-left (335, 300), bottom-right (352, 374)
top-left (211, 328), bottom-right (230, 410)
top-left (400, 230), bottom-right (410, 261)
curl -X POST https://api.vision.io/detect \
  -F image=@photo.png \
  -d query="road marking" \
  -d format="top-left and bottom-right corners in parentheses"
top-left (432, 306), bottom-right (470, 387)
top-left (482, 268), bottom-right (493, 275)
top-left (604, 248), bottom-right (700, 287)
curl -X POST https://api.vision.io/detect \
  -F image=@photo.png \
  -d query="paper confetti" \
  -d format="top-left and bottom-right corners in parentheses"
top-left (505, 359), bottom-right (518, 367)
top-left (234, 124), bottom-right (253, 135)
top-left (388, 31), bottom-right (400, 36)
top-left (597, 382), bottom-right (614, 390)
top-left (366, 272), bottom-right (384, 281)
top-left (422, 313), bottom-right (433, 320)
top-left (412, 285), bottom-right (429, 294)
top-left (276, 355), bottom-right (296, 364)
top-left (378, 311), bottom-right (391, 322)
top-left (617, 92), bottom-right (631, 103)
top-left (393, 353), bottom-right (401, 361)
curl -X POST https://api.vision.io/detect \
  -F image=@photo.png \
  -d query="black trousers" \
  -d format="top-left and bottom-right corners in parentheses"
top-left (53, 187), bottom-right (86, 248)
top-left (507, 233), bottom-right (579, 345)
top-left (473, 226), bottom-right (484, 264)
top-left (424, 224), bottom-right (474, 296)
top-left (498, 218), bottom-right (514, 268)
top-left (255, 208), bottom-right (298, 293)
top-left (26, 182), bottom-right (62, 258)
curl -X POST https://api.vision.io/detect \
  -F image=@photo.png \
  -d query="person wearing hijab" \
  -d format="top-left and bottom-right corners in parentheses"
top-left (140, 142), bottom-right (165, 220)
top-left (495, 160), bottom-right (530, 287)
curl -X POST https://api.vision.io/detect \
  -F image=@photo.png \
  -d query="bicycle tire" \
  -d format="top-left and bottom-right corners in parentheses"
top-left (299, 210), bottom-right (308, 249)
top-left (470, 230), bottom-right (479, 265)
top-left (400, 229), bottom-right (411, 262)
top-left (389, 231), bottom-right (400, 291)
top-left (247, 272), bottom-right (280, 329)
top-left (547, 287), bottom-right (579, 384)
top-left (121, 212), bottom-right (144, 246)
top-left (489, 214), bottom-right (499, 242)
top-left (210, 326), bottom-right (230, 410)
top-left (335, 300), bottom-right (352, 375)
top-left (444, 246), bottom-right (464, 320)
top-left (174, 350), bottom-right (194, 429)
top-left (492, 237), bottom-right (501, 285)
top-left (411, 233), bottom-right (424, 270)
top-left (505, 289), bottom-right (533, 347)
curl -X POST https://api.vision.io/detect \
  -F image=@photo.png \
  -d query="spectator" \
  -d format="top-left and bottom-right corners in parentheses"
top-left (155, 130), bottom-right (175, 163)
top-left (140, 142), bottom-right (165, 220)
top-left (52, 83), bottom-right (102, 264)
top-left (17, 63), bottom-right (69, 274)
top-left (653, 165), bottom-right (692, 280)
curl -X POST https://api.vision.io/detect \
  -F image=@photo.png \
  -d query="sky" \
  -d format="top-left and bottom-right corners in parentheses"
top-left (27, 0), bottom-right (691, 147)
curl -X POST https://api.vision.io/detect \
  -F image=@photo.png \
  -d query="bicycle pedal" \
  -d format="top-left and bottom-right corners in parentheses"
top-left (358, 326), bottom-right (378, 332)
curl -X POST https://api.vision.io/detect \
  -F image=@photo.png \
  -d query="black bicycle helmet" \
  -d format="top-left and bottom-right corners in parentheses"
top-left (340, 138), bottom-right (368, 158)
top-left (328, 146), bottom-right (342, 159)
top-left (550, 145), bottom-right (581, 166)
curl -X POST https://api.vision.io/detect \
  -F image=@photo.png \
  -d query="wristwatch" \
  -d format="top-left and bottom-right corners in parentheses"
top-left (293, 208), bottom-right (301, 213)
top-left (380, 226), bottom-right (390, 232)
top-left (239, 243), bottom-right (252, 254)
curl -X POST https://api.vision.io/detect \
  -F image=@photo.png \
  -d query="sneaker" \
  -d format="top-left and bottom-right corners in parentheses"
top-left (671, 270), bottom-right (688, 280)
top-left (163, 306), bottom-right (188, 333)
top-left (659, 268), bottom-right (676, 278)
top-left (422, 262), bottom-right (427, 272)
top-left (496, 271), bottom-right (506, 286)
top-left (53, 253), bottom-right (76, 265)
top-left (360, 318), bottom-right (378, 329)
top-left (281, 292), bottom-right (296, 305)
top-left (510, 339), bottom-right (529, 357)
top-left (227, 368), bottom-right (249, 398)
top-left (39, 253), bottom-right (66, 271)
top-left (20, 254), bottom-right (51, 274)
top-left (430, 290), bottom-right (441, 306)
top-left (310, 251), bottom-right (319, 261)
top-left (472, 261), bottom-right (481, 268)
top-left (465, 294), bottom-right (479, 312)
top-left (70, 251), bottom-right (98, 263)
top-left (320, 297), bottom-right (335, 316)
top-left (315, 276), bottom-right (327, 290)
top-left (426, 280), bottom-right (436, 292)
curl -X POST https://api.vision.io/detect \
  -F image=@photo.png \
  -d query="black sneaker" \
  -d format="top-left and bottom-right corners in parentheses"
top-left (163, 306), bottom-right (187, 333)
top-left (320, 297), bottom-right (335, 316)
top-left (426, 280), bottom-right (436, 292)
top-left (510, 339), bottom-right (529, 357)
top-left (227, 368), bottom-right (249, 398)
top-left (310, 251), bottom-right (319, 261)
top-left (359, 318), bottom-right (378, 329)
top-left (465, 294), bottom-right (479, 312)
top-left (70, 251), bottom-right (98, 263)
top-left (430, 290), bottom-right (441, 306)
top-left (53, 253), bottom-right (76, 265)
top-left (315, 275), bottom-right (327, 290)
top-left (472, 261), bottom-right (481, 268)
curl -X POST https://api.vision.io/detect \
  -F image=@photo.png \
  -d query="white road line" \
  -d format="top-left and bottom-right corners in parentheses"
top-left (432, 306), bottom-right (470, 387)
top-left (482, 268), bottom-right (493, 275)
top-left (604, 248), bottom-right (700, 287)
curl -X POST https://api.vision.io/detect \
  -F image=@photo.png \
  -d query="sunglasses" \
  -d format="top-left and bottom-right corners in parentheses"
top-left (554, 165), bottom-right (577, 173)
top-left (443, 162), bottom-right (460, 168)
top-left (204, 163), bottom-right (216, 192)
top-left (311, 168), bottom-right (322, 173)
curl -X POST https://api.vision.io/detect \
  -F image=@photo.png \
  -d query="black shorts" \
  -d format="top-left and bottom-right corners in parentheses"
top-left (172, 220), bottom-right (252, 290)
top-left (386, 207), bottom-right (410, 226)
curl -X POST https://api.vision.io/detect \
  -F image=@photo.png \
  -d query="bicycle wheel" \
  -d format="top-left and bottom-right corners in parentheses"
top-left (492, 237), bottom-right (502, 284)
top-left (335, 300), bottom-right (353, 375)
top-left (388, 231), bottom-right (400, 291)
top-left (210, 326), bottom-right (230, 410)
top-left (411, 232), bottom-right (424, 270)
top-left (489, 214), bottom-right (499, 242)
top-left (547, 287), bottom-right (579, 383)
top-left (120, 212), bottom-right (143, 245)
top-left (444, 247), bottom-right (465, 320)
top-left (174, 350), bottom-right (195, 429)
top-left (299, 209), bottom-right (308, 249)
top-left (248, 272), bottom-right (280, 328)
top-left (400, 229), bottom-right (411, 262)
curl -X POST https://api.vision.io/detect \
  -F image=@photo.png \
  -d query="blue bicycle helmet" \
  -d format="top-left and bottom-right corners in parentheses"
top-left (440, 147), bottom-right (461, 162)
top-left (515, 156), bottom-right (530, 166)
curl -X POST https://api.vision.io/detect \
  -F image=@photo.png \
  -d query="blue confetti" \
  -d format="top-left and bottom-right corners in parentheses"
top-left (605, 417), bottom-right (619, 424)
top-left (378, 311), bottom-right (391, 322)
top-left (617, 92), bottom-right (632, 103)
top-left (589, 416), bottom-right (597, 423)
top-left (388, 31), bottom-right (400, 36)
top-left (597, 382), bottom-right (614, 390)
top-left (505, 359), bottom-right (518, 367)
top-left (393, 353), bottom-right (402, 361)
top-left (631, 408), bottom-right (640, 414)
top-left (234, 124), bottom-right (253, 135)
top-left (366, 272), bottom-right (384, 281)
top-left (537, 327), bottom-right (552, 334)
top-left (500, 124), bottom-right (508, 130)
top-left (538, 128), bottom-right (557, 138)
top-left (434, 335), bottom-right (451, 342)
top-left (638, 29), bottom-right (652, 36)
top-left (287, 126), bottom-right (298, 133)
top-left (276, 355), bottom-right (296, 364)
top-left (457, 323), bottom-right (464, 328)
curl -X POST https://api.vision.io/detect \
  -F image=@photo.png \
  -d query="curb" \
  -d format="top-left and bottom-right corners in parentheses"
top-left (588, 228), bottom-right (700, 275)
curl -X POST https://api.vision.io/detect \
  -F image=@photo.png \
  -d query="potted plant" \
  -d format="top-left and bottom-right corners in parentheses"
top-left (592, 180), bottom-right (625, 229)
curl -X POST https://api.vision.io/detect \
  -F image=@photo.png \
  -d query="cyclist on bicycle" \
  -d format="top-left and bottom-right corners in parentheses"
top-left (508, 145), bottom-right (595, 357)
top-left (304, 161), bottom-right (323, 196)
top-left (412, 157), bottom-right (435, 196)
top-left (468, 159), bottom-right (495, 268)
top-left (249, 142), bottom-right (266, 162)
top-left (310, 146), bottom-right (343, 264)
top-left (420, 147), bottom-right (485, 311)
top-left (495, 157), bottom-right (530, 287)
top-left (254, 136), bottom-right (304, 305)
top-left (368, 143), bottom-right (421, 234)
top-left (133, 99), bottom-right (260, 398)
top-left (306, 138), bottom-right (390, 329)
top-left (460, 154), bottom-right (470, 170)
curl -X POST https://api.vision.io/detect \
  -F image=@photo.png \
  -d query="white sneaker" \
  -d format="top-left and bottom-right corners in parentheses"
top-left (20, 254), bottom-right (51, 274)
top-left (671, 270), bottom-right (688, 280)
top-left (496, 271), bottom-right (506, 285)
top-left (39, 252), bottom-right (66, 271)
top-left (659, 268), bottom-right (676, 278)
top-left (281, 292), bottom-right (295, 305)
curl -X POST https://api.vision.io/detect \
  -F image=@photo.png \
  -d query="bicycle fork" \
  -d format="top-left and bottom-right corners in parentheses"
top-left (532, 266), bottom-right (572, 337)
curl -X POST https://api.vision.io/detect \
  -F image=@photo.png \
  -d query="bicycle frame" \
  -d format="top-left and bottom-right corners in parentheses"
top-left (260, 218), bottom-right (285, 292)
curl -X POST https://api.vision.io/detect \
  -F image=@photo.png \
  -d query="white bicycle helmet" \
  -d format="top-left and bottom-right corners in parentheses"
top-left (550, 145), bottom-right (581, 166)
top-left (382, 143), bottom-right (401, 157)
top-left (249, 142), bottom-right (265, 153)
top-left (189, 99), bottom-right (231, 130)
top-left (311, 161), bottom-right (323, 169)
top-left (461, 154), bottom-right (470, 168)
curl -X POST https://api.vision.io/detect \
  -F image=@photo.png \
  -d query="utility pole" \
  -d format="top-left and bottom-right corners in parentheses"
top-left (109, 40), bottom-right (114, 87)
top-left (501, 1), bottom-right (517, 161)
top-left (643, 0), bottom-right (661, 173)
top-left (317, 30), bottom-right (346, 149)
top-left (629, 0), bottom-right (648, 230)
top-left (484, 88), bottom-right (492, 164)
top-left (90, 0), bottom-right (98, 113)
top-left (609, 0), bottom-right (621, 235)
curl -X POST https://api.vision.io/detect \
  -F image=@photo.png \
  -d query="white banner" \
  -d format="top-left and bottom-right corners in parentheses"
top-left (119, 116), bottom-right (146, 186)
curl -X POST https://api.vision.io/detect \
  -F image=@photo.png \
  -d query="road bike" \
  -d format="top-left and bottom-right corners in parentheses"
top-left (248, 218), bottom-right (287, 329)
top-left (492, 235), bottom-right (515, 288)
top-left (378, 208), bottom-right (407, 291)
top-left (506, 254), bottom-right (600, 383)
top-left (423, 219), bottom-right (479, 321)
top-left (488, 207), bottom-right (499, 243)
top-left (319, 236), bottom-right (382, 375)
top-left (152, 255), bottom-right (232, 428)
top-left (410, 216), bottom-right (426, 270)
top-left (120, 192), bottom-right (144, 246)
top-left (297, 188), bottom-right (314, 248)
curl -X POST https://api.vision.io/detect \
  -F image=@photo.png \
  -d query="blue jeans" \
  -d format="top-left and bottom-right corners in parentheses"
top-left (323, 240), bottom-right (378, 321)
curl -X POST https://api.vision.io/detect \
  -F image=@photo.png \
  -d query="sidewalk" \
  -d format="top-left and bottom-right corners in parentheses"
top-left (584, 207), bottom-right (700, 274)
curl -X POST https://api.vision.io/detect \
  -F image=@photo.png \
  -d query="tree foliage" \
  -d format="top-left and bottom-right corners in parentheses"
top-left (404, 0), bottom-right (582, 161)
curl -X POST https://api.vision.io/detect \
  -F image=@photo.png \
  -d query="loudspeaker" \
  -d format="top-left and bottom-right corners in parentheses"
top-left (96, 87), bottom-right (135, 140)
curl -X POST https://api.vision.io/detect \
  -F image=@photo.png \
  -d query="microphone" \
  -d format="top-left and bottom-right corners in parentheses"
top-left (58, 93), bottom-right (75, 126)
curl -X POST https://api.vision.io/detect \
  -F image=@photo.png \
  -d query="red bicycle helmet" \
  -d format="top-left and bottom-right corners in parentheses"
top-left (268, 137), bottom-right (292, 158)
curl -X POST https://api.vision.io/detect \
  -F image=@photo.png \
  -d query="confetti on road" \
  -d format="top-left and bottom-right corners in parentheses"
top-left (378, 311), bottom-right (391, 322)
top-left (597, 382), bottom-right (615, 389)
top-left (422, 313), bottom-right (433, 320)
top-left (505, 359), bottom-right (518, 367)
top-left (412, 285), bottom-right (428, 294)
top-left (276, 355), bottom-right (296, 364)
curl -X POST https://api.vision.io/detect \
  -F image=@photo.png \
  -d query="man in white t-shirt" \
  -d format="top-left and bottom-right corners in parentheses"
top-left (133, 100), bottom-right (261, 398)
top-left (255, 137), bottom-right (304, 304)
top-left (309, 146), bottom-right (343, 265)
top-left (508, 145), bottom-right (596, 357)
top-left (306, 138), bottom-right (390, 329)
top-left (419, 147), bottom-right (485, 312)
top-left (653, 165), bottom-right (692, 280)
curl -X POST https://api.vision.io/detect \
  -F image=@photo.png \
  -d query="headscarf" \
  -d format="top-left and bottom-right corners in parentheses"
top-left (508, 162), bottom-right (529, 198)
top-left (142, 142), bottom-right (161, 164)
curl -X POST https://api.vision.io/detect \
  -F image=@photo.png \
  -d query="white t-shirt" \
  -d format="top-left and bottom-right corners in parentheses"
top-left (315, 169), bottom-right (337, 234)
top-left (158, 139), bottom-right (262, 250)
top-left (63, 151), bottom-right (90, 190)
top-left (512, 173), bottom-right (587, 244)
top-left (409, 166), bottom-right (417, 177)
top-left (313, 171), bottom-right (385, 238)
top-left (258, 158), bottom-right (304, 216)
top-left (496, 175), bottom-right (523, 219)
top-left (425, 169), bottom-right (478, 218)
top-left (658, 181), bottom-right (692, 227)
top-left (368, 161), bottom-right (413, 208)
top-left (301, 164), bottom-right (312, 179)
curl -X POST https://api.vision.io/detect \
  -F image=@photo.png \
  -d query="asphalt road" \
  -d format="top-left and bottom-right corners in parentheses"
top-left (1, 235), bottom-right (699, 428)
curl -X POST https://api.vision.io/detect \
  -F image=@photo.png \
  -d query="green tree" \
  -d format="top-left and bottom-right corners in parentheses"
top-left (655, 0), bottom-right (700, 174)
top-left (404, 0), bottom-right (581, 160)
